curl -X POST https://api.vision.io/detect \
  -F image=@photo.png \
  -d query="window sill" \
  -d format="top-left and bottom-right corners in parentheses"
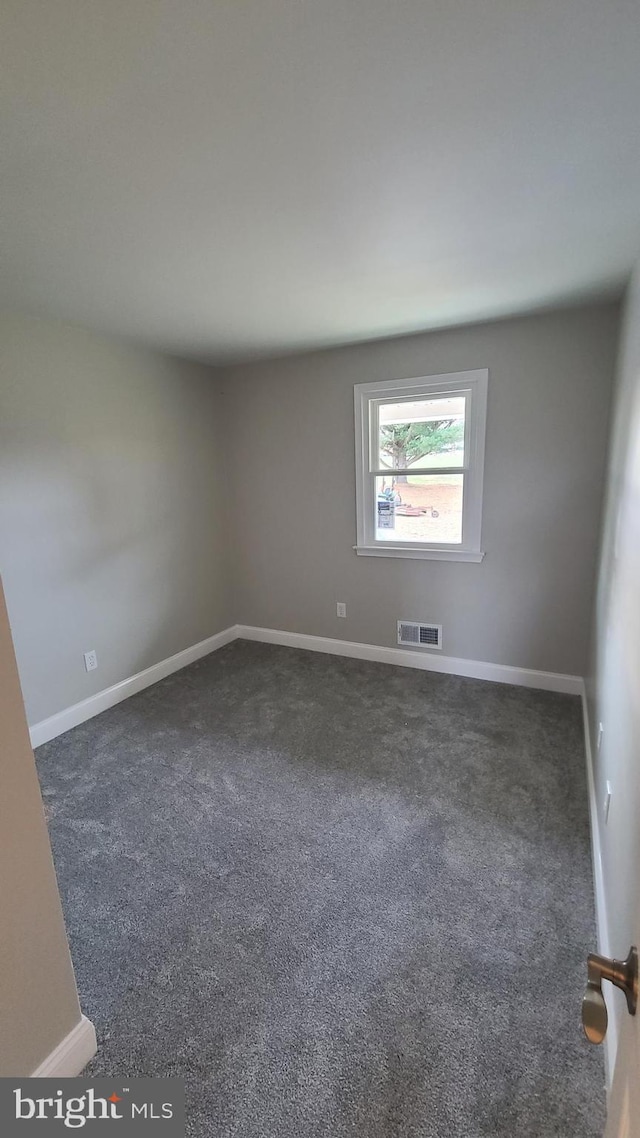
top-left (354, 545), bottom-right (485, 562)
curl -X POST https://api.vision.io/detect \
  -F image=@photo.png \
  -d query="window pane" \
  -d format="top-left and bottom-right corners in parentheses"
top-left (376, 474), bottom-right (463, 544)
top-left (378, 395), bottom-right (465, 471)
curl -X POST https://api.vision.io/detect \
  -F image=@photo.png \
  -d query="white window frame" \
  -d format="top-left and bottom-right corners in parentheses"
top-left (354, 369), bottom-right (488, 562)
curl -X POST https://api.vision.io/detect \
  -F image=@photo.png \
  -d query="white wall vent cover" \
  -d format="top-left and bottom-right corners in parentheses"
top-left (397, 621), bottom-right (443, 650)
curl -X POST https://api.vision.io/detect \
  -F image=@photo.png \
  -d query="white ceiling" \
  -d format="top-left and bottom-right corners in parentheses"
top-left (2, 1), bottom-right (639, 364)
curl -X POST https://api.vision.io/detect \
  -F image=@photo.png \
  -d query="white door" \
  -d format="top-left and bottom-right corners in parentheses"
top-left (607, 1001), bottom-right (639, 1138)
top-left (599, 345), bottom-right (640, 1138)
top-left (602, 649), bottom-right (640, 1136)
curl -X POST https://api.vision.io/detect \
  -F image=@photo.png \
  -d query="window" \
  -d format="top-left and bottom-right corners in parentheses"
top-left (354, 370), bottom-right (488, 561)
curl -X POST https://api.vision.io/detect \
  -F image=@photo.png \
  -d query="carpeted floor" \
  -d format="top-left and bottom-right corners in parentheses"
top-left (35, 640), bottom-right (604, 1137)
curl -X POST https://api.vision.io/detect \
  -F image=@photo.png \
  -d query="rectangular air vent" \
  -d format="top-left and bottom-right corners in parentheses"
top-left (397, 620), bottom-right (442, 650)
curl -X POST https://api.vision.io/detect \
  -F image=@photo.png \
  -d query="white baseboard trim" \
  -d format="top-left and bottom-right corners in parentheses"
top-left (236, 625), bottom-right (583, 694)
top-left (29, 626), bottom-right (237, 748)
top-left (29, 622), bottom-right (582, 749)
top-left (581, 688), bottom-right (616, 1090)
top-left (31, 1015), bottom-right (97, 1077)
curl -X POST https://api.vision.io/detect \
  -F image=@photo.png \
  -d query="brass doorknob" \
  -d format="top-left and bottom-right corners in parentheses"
top-left (582, 946), bottom-right (638, 1045)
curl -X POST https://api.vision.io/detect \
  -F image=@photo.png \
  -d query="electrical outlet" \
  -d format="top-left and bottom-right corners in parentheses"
top-left (336, 602), bottom-right (347, 618)
top-left (604, 780), bottom-right (612, 825)
top-left (84, 649), bottom-right (98, 672)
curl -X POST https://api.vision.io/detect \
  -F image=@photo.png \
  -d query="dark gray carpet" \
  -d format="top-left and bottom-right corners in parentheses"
top-left (35, 640), bottom-right (604, 1137)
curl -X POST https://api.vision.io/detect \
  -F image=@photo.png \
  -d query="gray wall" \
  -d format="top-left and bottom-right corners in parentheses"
top-left (0, 313), bottom-right (231, 725)
top-left (0, 300), bottom-right (621, 729)
top-left (587, 261), bottom-right (640, 1001)
top-left (223, 302), bottom-right (620, 675)
top-left (0, 578), bottom-right (83, 1075)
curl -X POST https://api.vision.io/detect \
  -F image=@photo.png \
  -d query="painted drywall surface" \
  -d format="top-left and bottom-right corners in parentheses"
top-left (587, 263), bottom-right (640, 986)
top-left (2, 2), bottom-right (639, 361)
top-left (0, 313), bottom-right (231, 725)
top-left (223, 303), bottom-right (619, 675)
top-left (0, 578), bottom-right (82, 1075)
